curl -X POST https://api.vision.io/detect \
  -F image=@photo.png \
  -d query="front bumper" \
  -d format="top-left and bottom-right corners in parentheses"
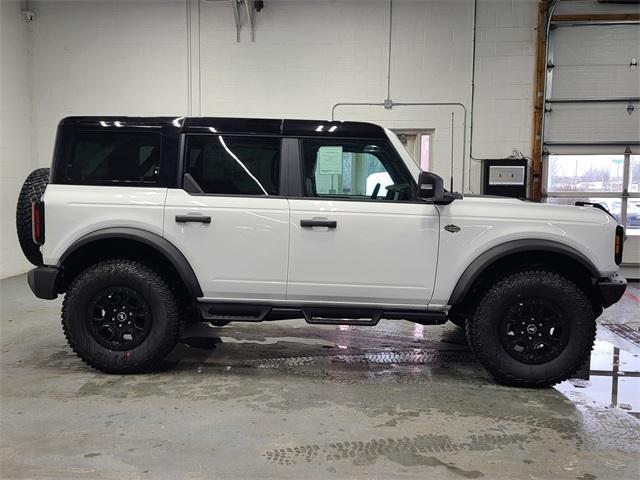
top-left (597, 273), bottom-right (627, 308)
top-left (27, 266), bottom-right (59, 300)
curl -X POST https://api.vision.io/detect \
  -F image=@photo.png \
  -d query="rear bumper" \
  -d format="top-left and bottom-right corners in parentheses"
top-left (597, 273), bottom-right (627, 308)
top-left (27, 266), bottom-right (59, 300)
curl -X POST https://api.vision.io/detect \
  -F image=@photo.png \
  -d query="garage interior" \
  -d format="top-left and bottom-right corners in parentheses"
top-left (1, 0), bottom-right (639, 478)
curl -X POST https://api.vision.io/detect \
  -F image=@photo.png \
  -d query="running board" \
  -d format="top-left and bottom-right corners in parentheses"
top-left (302, 308), bottom-right (382, 326)
top-left (198, 302), bottom-right (447, 326)
top-left (199, 303), bottom-right (271, 322)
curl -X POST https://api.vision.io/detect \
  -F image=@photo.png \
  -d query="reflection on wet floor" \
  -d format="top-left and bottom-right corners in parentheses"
top-left (2, 273), bottom-right (639, 480)
top-left (181, 318), bottom-right (640, 419)
top-left (556, 338), bottom-right (640, 419)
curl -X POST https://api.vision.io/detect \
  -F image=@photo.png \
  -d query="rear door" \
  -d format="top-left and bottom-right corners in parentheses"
top-left (287, 137), bottom-right (440, 307)
top-left (163, 134), bottom-right (290, 301)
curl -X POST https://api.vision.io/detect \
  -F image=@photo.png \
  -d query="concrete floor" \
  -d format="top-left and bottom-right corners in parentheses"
top-left (1, 274), bottom-right (639, 479)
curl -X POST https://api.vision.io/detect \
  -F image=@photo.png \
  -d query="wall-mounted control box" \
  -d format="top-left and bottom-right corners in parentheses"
top-left (482, 159), bottom-right (529, 198)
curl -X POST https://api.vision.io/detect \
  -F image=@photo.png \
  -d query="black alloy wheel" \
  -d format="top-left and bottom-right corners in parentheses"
top-left (499, 298), bottom-right (570, 365)
top-left (87, 286), bottom-right (152, 350)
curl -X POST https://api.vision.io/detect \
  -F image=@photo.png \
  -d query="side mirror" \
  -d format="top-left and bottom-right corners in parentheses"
top-left (417, 171), bottom-right (444, 200)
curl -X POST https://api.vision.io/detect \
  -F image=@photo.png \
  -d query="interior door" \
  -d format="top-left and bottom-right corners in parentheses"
top-left (163, 134), bottom-right (289, 301)
top-left (287, 137), bottom-right (440, 307)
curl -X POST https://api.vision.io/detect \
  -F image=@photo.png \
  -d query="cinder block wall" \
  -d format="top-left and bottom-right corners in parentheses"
top-left (2, 0), bottom-right (538, 278)
top-left (1, 1), bottom-right (34, 278)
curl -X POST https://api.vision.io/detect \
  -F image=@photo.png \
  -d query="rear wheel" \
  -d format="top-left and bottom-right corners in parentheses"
top-left (466, 270), bottom-right (596, 387)
top-left (16, 168), bottom-right (50, 266)
top-left (62, 260), bottom-right (181, 373)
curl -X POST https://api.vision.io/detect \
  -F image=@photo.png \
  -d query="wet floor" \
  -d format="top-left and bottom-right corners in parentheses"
top-left (1, 274), bottom-right (639, 479)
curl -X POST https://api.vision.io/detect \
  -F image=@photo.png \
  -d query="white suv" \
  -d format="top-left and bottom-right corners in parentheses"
top-left (17, 116), bottom-right (627, 387)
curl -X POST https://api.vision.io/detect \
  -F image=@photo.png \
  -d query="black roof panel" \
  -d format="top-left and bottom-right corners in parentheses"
top-left (58, 116), bottom-right (387, 139)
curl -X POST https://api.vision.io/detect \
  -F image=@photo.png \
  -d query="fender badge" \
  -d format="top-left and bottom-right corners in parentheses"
top-left (444, 224), bottom-right (461, 233)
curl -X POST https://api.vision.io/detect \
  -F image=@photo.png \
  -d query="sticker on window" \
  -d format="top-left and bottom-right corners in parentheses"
top-left (317, 146), bottom-right (343, 175)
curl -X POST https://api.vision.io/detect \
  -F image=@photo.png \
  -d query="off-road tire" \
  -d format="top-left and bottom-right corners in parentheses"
top-left (466, 270), bottom-right (596, 388)
top-left (62, 260), bottom-right (181, 373)
top-left (16, 168), bottom-right (50, 266)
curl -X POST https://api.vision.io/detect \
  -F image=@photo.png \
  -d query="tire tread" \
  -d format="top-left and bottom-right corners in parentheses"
top-left (62, 259), bottom-right (181, 373)
top-left (465, 270), bottom-right (596, 388)
top-left (16, 168), bottom-right (50, 266)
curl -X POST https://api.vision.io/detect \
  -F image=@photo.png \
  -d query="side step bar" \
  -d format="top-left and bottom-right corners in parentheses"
top-left (199, 303), bottom-right (270, 322)
top-left (198, 303), bottom-right (446, 326)
top-left (303, 308), bottom-right (382, 326)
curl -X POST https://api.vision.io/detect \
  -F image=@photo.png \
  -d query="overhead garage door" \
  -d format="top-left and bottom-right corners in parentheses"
top-left (544, 24), bottom-right (639, 150)
top-left (543, 22), bottom-right (640, 248)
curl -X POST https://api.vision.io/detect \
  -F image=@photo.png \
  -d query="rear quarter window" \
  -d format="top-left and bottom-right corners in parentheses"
top-left (61, 131), bottom-right (161, 186)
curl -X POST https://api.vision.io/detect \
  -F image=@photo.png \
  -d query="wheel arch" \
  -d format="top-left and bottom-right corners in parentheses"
top-left (448, 239), bottom-right (600, 307)
top-left (57, 227), bottom-right (203, 298)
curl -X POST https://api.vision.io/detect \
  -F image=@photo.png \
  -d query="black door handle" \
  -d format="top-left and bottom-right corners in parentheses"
top-left (175, 215), bottom-right (211, 224)
top-left (300, 219), bottom-right (337, 228)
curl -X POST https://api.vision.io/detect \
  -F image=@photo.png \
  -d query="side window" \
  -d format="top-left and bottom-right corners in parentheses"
top-left (301, 139), bottom-right (415, 201)
top-left (66, 131), bottom-right (161, 185)
top-left (185, 135), bottom-right (281, 195)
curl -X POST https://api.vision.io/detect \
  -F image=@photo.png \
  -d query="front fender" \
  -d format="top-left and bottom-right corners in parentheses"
top-left (447, 239), bottom-right (600, 305)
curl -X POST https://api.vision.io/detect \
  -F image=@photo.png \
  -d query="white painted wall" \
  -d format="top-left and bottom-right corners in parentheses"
top-left (3, 0), bottom-right (539, 277)
top-left (1, 1), bottom-right (34, 277)
top-left (28, 0), bottom-right (537, 184)
top-left (196, 0), bottom-right (537, 193)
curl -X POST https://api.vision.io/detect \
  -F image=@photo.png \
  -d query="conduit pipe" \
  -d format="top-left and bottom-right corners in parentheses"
top-left (331, 102), bottom-right (468, 193)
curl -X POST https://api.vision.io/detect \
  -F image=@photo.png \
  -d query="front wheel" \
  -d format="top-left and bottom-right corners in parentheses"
top-left (466, 270), bottom-right (596, 388)
top-left (62, 260), bottom-right (182, 373)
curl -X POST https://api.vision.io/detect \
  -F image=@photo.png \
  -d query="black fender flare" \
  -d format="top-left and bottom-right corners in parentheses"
top-left (59, 227), bottom-right (203, 297)
top-left (448, 239), bottom-right (600, 305)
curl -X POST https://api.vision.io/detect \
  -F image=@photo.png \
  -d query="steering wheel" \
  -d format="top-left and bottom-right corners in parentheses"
top-left (370, 183), bottom-right (381, 199)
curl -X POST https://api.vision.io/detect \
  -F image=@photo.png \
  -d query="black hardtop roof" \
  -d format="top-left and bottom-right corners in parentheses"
top-left (58, 116), bottom-right (387, 139)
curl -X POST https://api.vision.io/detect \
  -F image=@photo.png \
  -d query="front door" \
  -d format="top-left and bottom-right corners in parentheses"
top-left (163, 134), bottom-right (289, 301)
top-left (287, 137), bottom-right (440, 308)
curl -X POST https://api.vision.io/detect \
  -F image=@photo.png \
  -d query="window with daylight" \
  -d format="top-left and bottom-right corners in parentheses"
top-left (545, 154), bottom-right (640, 233)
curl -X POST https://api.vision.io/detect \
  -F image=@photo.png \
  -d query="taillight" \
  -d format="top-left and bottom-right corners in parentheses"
top-left (31, 201), bottom-right (45, 245)
top-left (614, 225), bottom-right (624, 265)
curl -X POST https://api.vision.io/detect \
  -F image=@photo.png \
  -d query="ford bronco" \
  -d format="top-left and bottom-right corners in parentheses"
top-left (17, 116), bottom-right (627, 387)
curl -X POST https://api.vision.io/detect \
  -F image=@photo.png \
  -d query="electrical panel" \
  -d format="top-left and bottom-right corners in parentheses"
top-left (482, 158), bottom-right (529, 198)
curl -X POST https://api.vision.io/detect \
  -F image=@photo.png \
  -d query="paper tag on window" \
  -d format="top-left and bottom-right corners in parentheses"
top-left (317, 146), bottom-right (343, 175)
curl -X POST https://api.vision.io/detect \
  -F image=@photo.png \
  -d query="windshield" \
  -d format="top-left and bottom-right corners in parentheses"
top-left (384, 128), bottom-right (421, 182)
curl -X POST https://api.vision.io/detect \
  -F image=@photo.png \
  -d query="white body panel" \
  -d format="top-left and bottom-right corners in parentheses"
top-left (430, 196), bottom-right (619, 305)
top-left (41, 185), bottom-right (167, 265)
top-left (287, 199), bottom-right (439, 307)
top-left (163, 189), bottom-right (289, 300)
top-left (40, 126), bottom-right (621, 313)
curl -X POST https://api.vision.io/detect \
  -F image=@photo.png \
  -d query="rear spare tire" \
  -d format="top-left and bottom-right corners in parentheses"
top-left (16, 168), bottom-right (50, 266)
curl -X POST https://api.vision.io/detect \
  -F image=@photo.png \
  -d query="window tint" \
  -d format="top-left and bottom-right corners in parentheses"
top-left (185, 135), bottom-right (280, 195)
top-left (301, 139), bottom-right (414, 201)
top-left (66, 131), bottom-right (161, 184)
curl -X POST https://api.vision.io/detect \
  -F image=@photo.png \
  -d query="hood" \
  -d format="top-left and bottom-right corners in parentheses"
top-left (453, 195), bottom-right (614, 226)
